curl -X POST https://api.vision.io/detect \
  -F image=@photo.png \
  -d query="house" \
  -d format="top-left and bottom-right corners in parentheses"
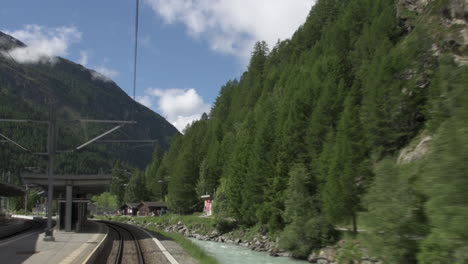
top-left (200, 194), bottom-right (213, 216)
top-left (120, 203), bottom-right (142, 216)
top-left (138, 201), bottom-right (168, 216)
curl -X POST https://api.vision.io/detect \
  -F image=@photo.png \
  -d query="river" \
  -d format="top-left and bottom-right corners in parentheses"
top-left (189, 238), bottom-right (310, 264)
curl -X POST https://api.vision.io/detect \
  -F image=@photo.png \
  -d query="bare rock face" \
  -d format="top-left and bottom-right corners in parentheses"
top-left (398, 135), bottom-right (432, 164)
top-left (448, 0), bottom-right (468, 20)
top-left (397, 0), bottom-right (467, 18)
top-left (397, 0), bottom-right (432, 15)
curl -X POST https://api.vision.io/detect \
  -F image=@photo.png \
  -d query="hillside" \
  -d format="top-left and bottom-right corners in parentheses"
top-left (141, 0), bottom-right (468, 262)
top-left (0, 30), bottom-right (180, 174)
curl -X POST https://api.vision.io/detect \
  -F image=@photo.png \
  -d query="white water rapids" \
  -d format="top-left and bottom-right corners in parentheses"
top-left (189, 238), bottom-right (310, 264)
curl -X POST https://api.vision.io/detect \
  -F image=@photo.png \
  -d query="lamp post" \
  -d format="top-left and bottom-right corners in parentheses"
top-left (157, 179), bottom-right (166, 201)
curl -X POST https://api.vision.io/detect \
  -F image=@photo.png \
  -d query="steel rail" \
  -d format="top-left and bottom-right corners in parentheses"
top-left (103, 221), bottom-right (145, 264)
top-left (106, 224), bottom-right (124, 264)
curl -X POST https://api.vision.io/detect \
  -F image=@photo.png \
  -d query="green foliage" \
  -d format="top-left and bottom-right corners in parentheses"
top-left (336, 237), bottom-right (364, 264)
top-left (222, 114), bottom-right (258, 224)
top-left (167, 119), bottom-right (210, 214)
top-left (321, 92), bottom-right (371, 229)
top-left (360, 159), bottom-right (427, 263)
top-left (280, 164), bottom-right (335, 258)
top-left (137, 0), bottom-right (466, 261)
top-left (418, 68), bottom-right (468, 264)
top-left (0, 30), bottom-right (179, 183)
top-left (283, 164), bottom-right (314, 224)
top-left (151, 228), bottom-right (220, 264)
top-left (197, 139), bottom-right (222, 197)
top-left (215, 219), bottom-right (238, 234)
top-left (91, 192), bottom-right (118, 211)
top-left (125, 169), bottom-right (149, 203)
top-left (110, 161), bottom-right (129, 206)
top-left (145, 144), bottom-right (166, 200)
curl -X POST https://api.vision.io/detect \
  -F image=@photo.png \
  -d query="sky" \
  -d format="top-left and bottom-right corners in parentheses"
top-left (0, 0), bottom-right (315, 132)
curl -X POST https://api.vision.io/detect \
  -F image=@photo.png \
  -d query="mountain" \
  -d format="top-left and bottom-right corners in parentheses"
top-left (0, 31), bottom-right (180, 173)
top-left (142, 0), bottom-right (467, 262)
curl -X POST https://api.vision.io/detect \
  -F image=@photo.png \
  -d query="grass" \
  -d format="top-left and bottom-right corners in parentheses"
top-left (148, 227), bottom-right (220, 264)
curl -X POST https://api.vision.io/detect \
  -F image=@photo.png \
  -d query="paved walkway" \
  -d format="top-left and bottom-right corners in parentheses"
top-left (0, 220), bottom-right (107, 264)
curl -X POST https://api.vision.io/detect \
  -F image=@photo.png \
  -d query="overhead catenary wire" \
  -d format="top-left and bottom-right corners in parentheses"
top-left (131, 0), bottom-right (140, 121)
top-left (0, 131), bottom-right (30, 152)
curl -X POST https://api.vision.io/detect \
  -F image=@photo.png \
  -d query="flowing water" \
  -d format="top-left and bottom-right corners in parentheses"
top-left (189, 238), bottom-right (310, 264)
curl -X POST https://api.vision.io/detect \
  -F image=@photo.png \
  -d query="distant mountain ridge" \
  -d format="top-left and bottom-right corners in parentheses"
top-left (0, 30), bottom-right (180, 173)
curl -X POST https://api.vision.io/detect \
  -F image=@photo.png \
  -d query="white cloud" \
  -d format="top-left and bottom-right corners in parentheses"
top-left (78, 50), bottom-right (88, 66)
top-left (144, 0), bottom-right (315, 61)
top-left (1, 25), bottom-right (81, 64)
top-left (76, 51), bottom-right (119, 82)
top-left (136, 95), bottom-right (153, 108)
top-left (145, 88), bottom-right (210, 132)
top-left (172, 114), bottom-right (203, 132)
top-left (91, 66), bottom-right (119, 82)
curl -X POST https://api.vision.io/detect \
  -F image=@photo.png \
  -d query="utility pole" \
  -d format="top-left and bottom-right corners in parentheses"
top-left (158, 179), bottom-right (167, 201)
top-left (24, 185), bottom-right (28, 214)
top-left (44, 114), bottom-right (56, 241)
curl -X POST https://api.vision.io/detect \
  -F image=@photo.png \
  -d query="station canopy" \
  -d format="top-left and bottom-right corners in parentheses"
top-left (0, 182), bottom-right (25, 196)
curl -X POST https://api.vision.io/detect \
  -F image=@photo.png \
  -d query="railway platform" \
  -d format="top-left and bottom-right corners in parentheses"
top-left (0, 219), bottom-right (107, 264)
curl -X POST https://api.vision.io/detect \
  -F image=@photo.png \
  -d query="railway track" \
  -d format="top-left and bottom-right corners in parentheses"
top-left (0, 218), bottom-right (45, 241)
top-left (100, 221), bottom-right (145, 264)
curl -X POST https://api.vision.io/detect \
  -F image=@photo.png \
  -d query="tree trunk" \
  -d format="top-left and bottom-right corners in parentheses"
top-left (352, 212), bottom-right (357, 234)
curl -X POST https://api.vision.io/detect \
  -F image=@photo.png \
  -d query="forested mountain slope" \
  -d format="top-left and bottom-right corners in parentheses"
top-left (0, 31), bottom-right (180, 174)
top-left (148, 0), bottom-right (467, 262)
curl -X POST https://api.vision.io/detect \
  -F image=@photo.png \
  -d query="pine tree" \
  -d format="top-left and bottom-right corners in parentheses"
top-left (125, 169), bottom-right (148, 203)
top-left (223, 113), bottom-right (257, 224)
top-left (197, 139), bottom-right (222, 196)
top-left (110, 161), bottom-right (129, 206)
top-left (418, 68), bottom-right (468, 264)
top-left (321, 92), bottom-right (370, 232)
top-left (145, 144), bottom-right (165, 200)
top-left (280, 164), bottom-right (335, 258)
top-left (361, 159), bottom-right (426, 263)
top-left (167, 118), bottom-right (210, 213)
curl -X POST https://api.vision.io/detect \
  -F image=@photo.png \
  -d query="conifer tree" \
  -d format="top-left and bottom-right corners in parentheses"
top-left (418, 69), bottom-right (468, 264)
top-left (110, 161), bottom-right (129, 206)
top-left (197, 139), bottom-right (222, 196)
top-left (223, 113), bottom-right (257, 224)
top-left (361, 159), bottom-right (425, 264)
top-left (322, 92), bottom-right (370, 232)
top-left (145, 144), bottom-right (165, 200)
top-left (125, 169), bottom-right (148, 203)
top-left (281, 164), bottom-right (335, 258)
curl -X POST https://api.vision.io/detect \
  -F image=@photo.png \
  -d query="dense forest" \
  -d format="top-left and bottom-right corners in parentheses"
top-left (136, 0), bottom-right (468, 262)
top-left (0, 30), bottom-right (179, 176)
top-left (0, 30), bottom-right (180, 213)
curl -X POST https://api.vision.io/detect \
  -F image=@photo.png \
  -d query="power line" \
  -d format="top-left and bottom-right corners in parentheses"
top-left (132, 0), bottom-right (140, 120)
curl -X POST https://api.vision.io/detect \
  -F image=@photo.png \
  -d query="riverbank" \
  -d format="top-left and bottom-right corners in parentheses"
top-left (102, 214), bottom-right (381, 264)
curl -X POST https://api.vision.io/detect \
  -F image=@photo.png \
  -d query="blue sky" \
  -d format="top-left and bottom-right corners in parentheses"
top-left (1, 0), bottom-right (314, 131)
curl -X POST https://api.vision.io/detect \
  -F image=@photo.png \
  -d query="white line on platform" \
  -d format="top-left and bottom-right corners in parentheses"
top-left (81, 222), bottom-right (108, 264)
top-left (137, 226), bottom-right (179, 264)
top-left (11, 214), bottom-right (34, 220)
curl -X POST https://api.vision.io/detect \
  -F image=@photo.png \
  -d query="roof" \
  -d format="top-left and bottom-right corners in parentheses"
top-left (200, 194), bottom-right (212, 200)
top-left (21, 173), bottom-right (112, 195)
top-left (141, 201), bottom-right (168, 207)
top-left (0, 182), bottom-right (25, 197)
